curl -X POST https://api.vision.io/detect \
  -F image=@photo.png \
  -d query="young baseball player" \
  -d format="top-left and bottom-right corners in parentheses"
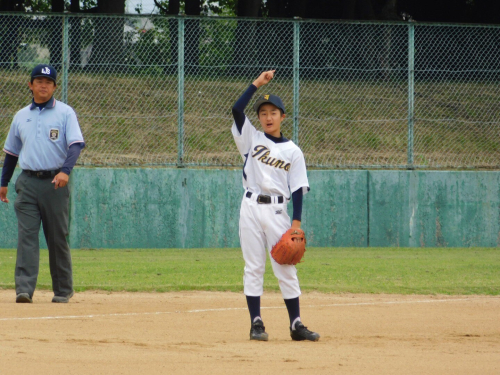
top-left (231, 70), bottom-right (320, 342)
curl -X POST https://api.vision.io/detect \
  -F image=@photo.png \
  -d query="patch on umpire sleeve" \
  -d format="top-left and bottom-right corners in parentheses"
top-left (49, 128), bottom-right (59, 141)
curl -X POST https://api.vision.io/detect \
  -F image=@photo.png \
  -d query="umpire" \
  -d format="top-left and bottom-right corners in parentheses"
top-left (0, 64), bottom-right (85, 303)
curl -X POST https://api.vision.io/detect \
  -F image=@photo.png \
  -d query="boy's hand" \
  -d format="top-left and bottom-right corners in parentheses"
top-left (253, 70), bottom-right (275, 88)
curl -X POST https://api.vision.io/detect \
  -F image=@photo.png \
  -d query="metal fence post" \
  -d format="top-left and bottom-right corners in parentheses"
top-left (293, 20), bottom-right (300, 145)
top-left (61, 16), bottom-right (69, 104)
top-left (407, 23), bottom-right (415, 168)
top-left (177, 17), bottom-right (185, 167)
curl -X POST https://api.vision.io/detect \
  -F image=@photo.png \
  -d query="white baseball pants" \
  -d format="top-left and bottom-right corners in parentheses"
top-left (239, 192), bottom-right (301, 300)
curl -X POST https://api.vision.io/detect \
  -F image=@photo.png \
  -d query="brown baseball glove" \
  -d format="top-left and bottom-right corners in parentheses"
top-left (270, 228), bottom-right (306, 265)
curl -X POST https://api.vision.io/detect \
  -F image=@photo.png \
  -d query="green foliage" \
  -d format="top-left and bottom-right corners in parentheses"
top-left (22, 0), bottom-right (51, 12)
top-left (0, 247), bottom-right (498, 295)
top-left (126, 19), bottom-right (171, 69)
top-left (149, 1), bottom-right (237, 16)
top-left (11, 0), bottom-right (97, 12)
top-left (197, 19), bottom-right (237, 70)
top-left (16, 43), bottom-right (36, 62)
top-left (203, 0), bottom-right (237, 16)
top-left (80, 0), bottom-right (98, 11)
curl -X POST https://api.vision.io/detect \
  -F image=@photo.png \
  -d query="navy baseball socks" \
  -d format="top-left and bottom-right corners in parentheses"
top-left (246, 295), bottom-right (319, 341)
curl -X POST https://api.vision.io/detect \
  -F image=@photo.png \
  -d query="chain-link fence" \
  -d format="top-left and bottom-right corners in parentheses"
top-left (0, 13), bottom-right (499, 169)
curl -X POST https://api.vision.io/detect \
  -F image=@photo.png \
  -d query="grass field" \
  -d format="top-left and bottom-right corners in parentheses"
top-left (0, 247), bottom-right (498, 295)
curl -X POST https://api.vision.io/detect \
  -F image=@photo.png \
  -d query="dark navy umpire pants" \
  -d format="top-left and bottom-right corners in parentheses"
top-left (14, 171), bottom-right (72, 298)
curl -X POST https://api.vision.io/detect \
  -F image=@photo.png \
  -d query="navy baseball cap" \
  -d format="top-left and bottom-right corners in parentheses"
top-left (253, 94), bottom-right (286, 114)
top-left (31, 64), bottom-right (57, 83)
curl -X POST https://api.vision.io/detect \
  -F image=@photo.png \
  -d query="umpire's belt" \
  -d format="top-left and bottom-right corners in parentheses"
top-left (246, 191), bottom-right (284, 204)
top-left (23, 169), bottom-right (61, 179)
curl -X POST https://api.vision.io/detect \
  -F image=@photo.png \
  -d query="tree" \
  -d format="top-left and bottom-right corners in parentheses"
top-left (0, 0), bottom-right (24, 69)
top-left (153, 1), bottom-right (202, 75)
top-left (85, 0), bottom-right (126, 71)
top-left (472, 0), bottom-right (500, 24)
top-left (266, 0), bottom-right (307, 18)
top-left (341, 0), bottom-right (376, 20)
top-left (0, 0), bottom-right (100, 71)
top-left (184, 0), bottom-right (201, 75)
top-left (151, 0), bottom-right (179, 73)
top-left (229, 0), bottom-right (261, 76)
top-left (68, 0), bottom-right (82, 70)
top-left (237, 0), bottom-right (260, 16)
top-left (48, 0), bottom-right (64, 70)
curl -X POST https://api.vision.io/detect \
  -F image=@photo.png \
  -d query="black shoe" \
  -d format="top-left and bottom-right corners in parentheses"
top-left (250, 319), bottom-right (269, 341)
top-left (16, 293), bottom-right (33, 303)
top-left (290, 322), bottom-right (320, 342)
top-left (52, 290), bottom-right (74, 303)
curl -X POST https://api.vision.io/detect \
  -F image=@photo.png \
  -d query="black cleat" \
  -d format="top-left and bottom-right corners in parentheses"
top-left (16, 293), bottom-right (33, 303)
top-left (290, 322), bottom-right (320, 342)
top-left (250, 319), bottom-right (269, 341)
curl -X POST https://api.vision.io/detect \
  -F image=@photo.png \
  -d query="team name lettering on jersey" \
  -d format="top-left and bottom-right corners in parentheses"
top-left (252, 145), bottom-right (291, 171)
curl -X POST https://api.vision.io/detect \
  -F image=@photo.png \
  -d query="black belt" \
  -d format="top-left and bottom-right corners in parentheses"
top-left (23, 169), bottom-right (61, 179)
top-left (246, 191), bottom-right (284, 204)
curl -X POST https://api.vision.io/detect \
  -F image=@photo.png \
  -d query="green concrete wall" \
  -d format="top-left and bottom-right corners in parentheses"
top-left (1, 169), bottom-right (499, 248)
top-left (69, 168), bottom-right (242, 248)
top-left (304, 170), bottom-right (368, 247)
top-left (369, 171), bottom-right (500, 247)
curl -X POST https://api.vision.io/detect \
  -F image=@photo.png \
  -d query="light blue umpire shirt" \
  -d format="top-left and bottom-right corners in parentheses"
top-left (3, 97), bottom-right (85, 171)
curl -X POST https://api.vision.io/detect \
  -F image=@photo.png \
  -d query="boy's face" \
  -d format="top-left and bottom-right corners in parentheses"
top-left (258, 103), bottom-right (286, 138)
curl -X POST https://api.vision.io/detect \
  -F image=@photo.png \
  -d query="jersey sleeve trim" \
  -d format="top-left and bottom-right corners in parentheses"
top-left (3, 148), bottom-right (19, 157)
top-left (68, 140), bottom-right (85, 148)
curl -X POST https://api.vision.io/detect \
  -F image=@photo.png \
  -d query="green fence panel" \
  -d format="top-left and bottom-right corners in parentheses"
top-left (69, 168), bottom-right (242, 248)
top-left (2, 169), bottom-right (498, 249)
top-left (368, 171), bottom-right (500, 247)
top-left (305, 170), bottom-right (368, 247)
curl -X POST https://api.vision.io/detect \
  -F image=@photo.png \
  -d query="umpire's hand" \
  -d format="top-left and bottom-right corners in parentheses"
top-left (52, 172), bottom-right (69, 189)
top-left (0, 187), bottom-right (8, 203)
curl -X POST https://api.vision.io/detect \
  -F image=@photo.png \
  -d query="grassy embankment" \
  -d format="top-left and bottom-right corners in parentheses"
top-left (1, 73), bottom-right (498, 167)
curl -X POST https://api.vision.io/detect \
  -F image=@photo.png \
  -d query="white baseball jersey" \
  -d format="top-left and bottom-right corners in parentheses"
top-left (232, 117), bottom-right (309, 198)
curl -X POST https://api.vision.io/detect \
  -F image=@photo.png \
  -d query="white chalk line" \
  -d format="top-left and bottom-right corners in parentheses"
top-left (0, 296), bottom-right (497, 322)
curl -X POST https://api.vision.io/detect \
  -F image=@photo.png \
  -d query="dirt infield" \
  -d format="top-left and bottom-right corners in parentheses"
top-left (0, 290), bottom-right (499, 375)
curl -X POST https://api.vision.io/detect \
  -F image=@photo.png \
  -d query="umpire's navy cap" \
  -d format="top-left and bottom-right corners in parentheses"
top-left (253, 94), bottom-right (285, 114)
top-left (31, 64), bottom-right (57, 83)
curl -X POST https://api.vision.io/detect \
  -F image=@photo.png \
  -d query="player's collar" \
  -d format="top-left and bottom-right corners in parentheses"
top-left (265, 132), bottom-right (289, 144)
top-left (30, 97), bottom-right (56, 110)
